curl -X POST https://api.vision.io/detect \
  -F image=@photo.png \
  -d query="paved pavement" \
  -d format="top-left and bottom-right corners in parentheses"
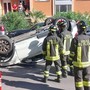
top-left (0, 61), bottom-right (75, 90)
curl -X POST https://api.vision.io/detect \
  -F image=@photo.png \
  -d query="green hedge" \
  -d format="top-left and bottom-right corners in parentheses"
top-left (1, 12), bottom-right (30, 32)
top-left (54, 12), bottom-right (90, 26)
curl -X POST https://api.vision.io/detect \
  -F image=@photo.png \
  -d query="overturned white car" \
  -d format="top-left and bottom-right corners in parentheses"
top-left (0, 17), bottom-right (78, 66)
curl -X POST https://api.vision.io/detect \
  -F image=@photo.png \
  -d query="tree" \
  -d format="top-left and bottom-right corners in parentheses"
top-left (54, 12), bottom-right (90, 26)
top-left (1, 12), bottom-right (30, 32)
top-left (30, 9), bottom-right (46, 24)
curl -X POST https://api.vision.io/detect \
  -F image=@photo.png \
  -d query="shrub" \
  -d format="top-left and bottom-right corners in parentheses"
top-left (1, 12), bottom-right (30, 32)
top-left (30, 9), bottom-right (46, 24)
top-left (54, 12), bottom-right (90, 26)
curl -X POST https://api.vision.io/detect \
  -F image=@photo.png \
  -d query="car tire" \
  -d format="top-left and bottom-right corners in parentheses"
top-left (54, 17), bottom-right (69, 29)
top-left (0, 35), bottom-right (13, 55)
top-left (0, 43), bottom-right (15, 66)
top-left (44, 17), bottom-right (55, 25)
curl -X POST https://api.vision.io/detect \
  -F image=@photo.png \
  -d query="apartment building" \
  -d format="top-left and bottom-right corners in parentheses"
top-left (0, 0), bottom-right (90, 17)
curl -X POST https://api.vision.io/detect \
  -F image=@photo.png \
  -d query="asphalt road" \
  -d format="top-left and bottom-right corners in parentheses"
top-left (0, 61), bottom-right (75, 90)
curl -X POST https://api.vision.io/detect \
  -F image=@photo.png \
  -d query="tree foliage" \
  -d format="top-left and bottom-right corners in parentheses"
top-left (30, 9), bottom-right (46, 24)
top-left (1, 12), bottom-right (30, 32)
top-left (54, 12), bottom-right (90, 26)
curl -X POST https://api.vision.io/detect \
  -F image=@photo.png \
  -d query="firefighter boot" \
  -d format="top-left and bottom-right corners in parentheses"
top-left (55, 75), bottom-right (61, 83)
top-left (62, 70), bottom-right (68, 78)
top-left (42, 76), bottom-right (48, 83)
top-left (69, 67), bottom-right (74, 76)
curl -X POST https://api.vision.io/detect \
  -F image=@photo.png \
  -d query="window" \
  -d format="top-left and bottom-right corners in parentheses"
top-left (56, 5), bottom-right (72, 12)
top-left (60, 5), bottom-right (67, 12)
top-left (56, 5), bottom-right (59, 12)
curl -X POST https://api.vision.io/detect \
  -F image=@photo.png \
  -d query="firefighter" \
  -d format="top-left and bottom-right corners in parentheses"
top-left (42, 25), bottom-right (63, 83)
top-left (56, 19), bottom-right (73, 77)
top-left (69, 20), bottom-right (90, 90)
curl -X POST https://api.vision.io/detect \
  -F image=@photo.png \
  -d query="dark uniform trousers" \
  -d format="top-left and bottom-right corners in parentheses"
top-left (61, 55), bottom-right (69, 74)
top-left (74, 66), bottom-right (90, 90)
top-left (44, 60), bottom-right (61, 77)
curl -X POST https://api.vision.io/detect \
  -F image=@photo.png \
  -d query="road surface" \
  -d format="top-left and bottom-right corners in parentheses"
top-left (0, 61), bottom-right (75, 90)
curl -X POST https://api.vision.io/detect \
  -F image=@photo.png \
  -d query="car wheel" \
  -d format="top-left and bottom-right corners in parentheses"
top-left (0, 43), bottom-right (15, 66)
top-left (0, 35), bottom-right (13, 55)
top-left (44, 17), bottom-right (55, 25)
top-left (54, 17), bottom-right (69, 30)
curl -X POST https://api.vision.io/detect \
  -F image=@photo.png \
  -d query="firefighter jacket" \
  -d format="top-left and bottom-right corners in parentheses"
top-left (70, 33), bottom-right (90, 68)
top-left (42, 32), bottom-right (63, 61)
top-left (60, 30), bottom-right (73, 55)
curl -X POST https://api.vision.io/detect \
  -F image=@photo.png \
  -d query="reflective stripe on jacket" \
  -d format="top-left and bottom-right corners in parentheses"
top-left (42, 33), bottom-right (63, 61)
top-left (45, 41), bottom-right (60, 61)
top-left (60, 30), bottom-right (72, 55)
top-left (70, 34), bottom-right (90, 68)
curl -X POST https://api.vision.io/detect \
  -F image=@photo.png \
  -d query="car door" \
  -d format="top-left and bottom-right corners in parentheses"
top-left (14, 29), bottom-right (46, 60)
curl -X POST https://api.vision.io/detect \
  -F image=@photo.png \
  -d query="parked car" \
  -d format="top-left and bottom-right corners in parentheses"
top-left (0, 17), bottom-right (78, 66)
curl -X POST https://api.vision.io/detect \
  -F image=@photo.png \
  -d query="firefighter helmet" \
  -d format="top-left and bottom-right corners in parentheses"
top-left (49, 25), bottom-right (57, 32)
top-left (77, 20), bottom-right (87, 34)
top-left (77, 20), bottom-right (86, 29)
top-left (57, 19), bottom-right (67, 27)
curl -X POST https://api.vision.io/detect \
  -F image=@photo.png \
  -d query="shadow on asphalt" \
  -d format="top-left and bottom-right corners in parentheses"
top-left (2, 79), bottom-right (64, 90)
top-left (1, 62), bottom-right (65, 90)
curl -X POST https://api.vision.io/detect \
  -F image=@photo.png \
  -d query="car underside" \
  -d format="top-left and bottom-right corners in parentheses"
top-left (0, 17), bottom-right (78, 67)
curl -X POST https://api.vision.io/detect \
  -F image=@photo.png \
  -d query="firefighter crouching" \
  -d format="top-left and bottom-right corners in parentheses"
top-left (69, 20), bottom-right (90, 90)
top-left (56, 19), bottom-right (73, 77)
top-left (42, 25), bottom-right (63, 83)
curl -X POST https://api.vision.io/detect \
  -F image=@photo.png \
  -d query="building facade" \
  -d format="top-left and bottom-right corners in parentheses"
top-left (0, 0), bottom-right (90, 17)
top-left (30, 0), bottom-right (72, 17)
top-left (0, 0), bottom-right (30, 17)
top-left (73, 0), bottom-right (90, 13)
top-left (30, 0), bottom-right (53, 17)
